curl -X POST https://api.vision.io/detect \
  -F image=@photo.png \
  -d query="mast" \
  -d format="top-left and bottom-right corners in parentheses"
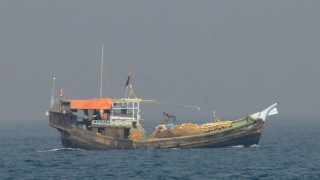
top-left (50, 77), bottom-right (56, 108)
top-left (100, 44), bottom-right (104, 98)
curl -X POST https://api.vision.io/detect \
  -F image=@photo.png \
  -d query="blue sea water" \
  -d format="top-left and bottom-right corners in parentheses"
top-left (1, 116), bottom-right (319, 179)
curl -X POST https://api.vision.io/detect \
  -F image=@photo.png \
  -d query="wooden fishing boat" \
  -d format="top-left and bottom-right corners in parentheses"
top-left (46, 46), bottom-right (278, 150)
top-left (47, 97), bottom-right (277, 150)
top-left (47, 85), bottom-right (278, 150)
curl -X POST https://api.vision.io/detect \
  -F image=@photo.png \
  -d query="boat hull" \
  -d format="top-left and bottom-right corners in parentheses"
top-left (134, 121), bottom-right (262, 149)
top-left (49, 111), bottom-right (264, 150)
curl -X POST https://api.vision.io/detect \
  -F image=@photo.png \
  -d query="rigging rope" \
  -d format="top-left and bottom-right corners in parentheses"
top-left (65, 63), bottom-right (98, 97)
top-left (145, 101), bottom-right (200, 111)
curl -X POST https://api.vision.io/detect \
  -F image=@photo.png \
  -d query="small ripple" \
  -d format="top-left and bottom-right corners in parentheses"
top-left (37, 148), bottom-right (85, 152)
top-left (230, 145), bottom-right (244, 148)
top-left (250, 144), bottom-right (260, 148)
top-left (24, 159), bottom-right (45, 168)
top-left (229, 144), bottom-right (259, 148)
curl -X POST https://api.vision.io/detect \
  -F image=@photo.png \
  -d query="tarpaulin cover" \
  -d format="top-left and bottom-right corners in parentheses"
top-left (70, 98), bottom-right (112, 110)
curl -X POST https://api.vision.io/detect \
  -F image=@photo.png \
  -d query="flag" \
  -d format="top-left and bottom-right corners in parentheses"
top-left (267, 107), bottom-right (278, 116)
top-left (250, 103), bottom-right (278, 121)
top-left (125, 70), bottom-right (132, 87)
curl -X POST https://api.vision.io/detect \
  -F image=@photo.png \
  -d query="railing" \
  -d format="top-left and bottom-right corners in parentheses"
top-left (92, 120), bottom-right (111, 125)
top-left (91, 119), bottom-right (133, 126)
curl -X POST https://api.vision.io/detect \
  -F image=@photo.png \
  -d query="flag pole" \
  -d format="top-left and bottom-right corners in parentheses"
top-left (100, 44), bottom-right (104, 98)
top-left (125, 69), bottom-right (131, 98)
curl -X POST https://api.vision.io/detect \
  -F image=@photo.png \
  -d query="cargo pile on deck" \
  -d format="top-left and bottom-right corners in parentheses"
top-left (148, 121), bottom-right (233, 139)
top-left (199, 121), bottom-right (232, 132)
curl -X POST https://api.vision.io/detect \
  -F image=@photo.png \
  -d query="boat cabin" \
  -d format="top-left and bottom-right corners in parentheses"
top-left (57, 98), bottom-right (143, 139)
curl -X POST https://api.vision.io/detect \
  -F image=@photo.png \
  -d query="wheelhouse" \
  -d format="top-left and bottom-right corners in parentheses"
top-left (59, 98), bottom-right (142, 127)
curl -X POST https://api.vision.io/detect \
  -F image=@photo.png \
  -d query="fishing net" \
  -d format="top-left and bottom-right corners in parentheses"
top-left (129, 126), bottom-right (148, 140)
top-left (149, 121), bottom-right (234, 139)
top-left (129, 130), bottom-right (143, 140)
top-left (149, 123), bottom-right (202, 138)
top-left (176, 123), bottom-right (202, 135)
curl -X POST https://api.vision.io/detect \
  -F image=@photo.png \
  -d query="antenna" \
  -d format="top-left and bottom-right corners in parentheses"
top-left (100, 44), bottom-right (104, 98)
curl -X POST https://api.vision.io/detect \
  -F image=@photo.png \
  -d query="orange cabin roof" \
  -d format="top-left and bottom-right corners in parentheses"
top-left (70, 98), bottom-right (112, 110)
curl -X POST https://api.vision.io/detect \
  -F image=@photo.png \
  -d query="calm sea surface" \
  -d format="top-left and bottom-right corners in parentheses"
top-left (1, 116), bottom-right (319, 179)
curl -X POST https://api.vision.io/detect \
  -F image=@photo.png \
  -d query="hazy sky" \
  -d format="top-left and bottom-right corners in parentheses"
top-left (1, 0), bottom-right (319, 122)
